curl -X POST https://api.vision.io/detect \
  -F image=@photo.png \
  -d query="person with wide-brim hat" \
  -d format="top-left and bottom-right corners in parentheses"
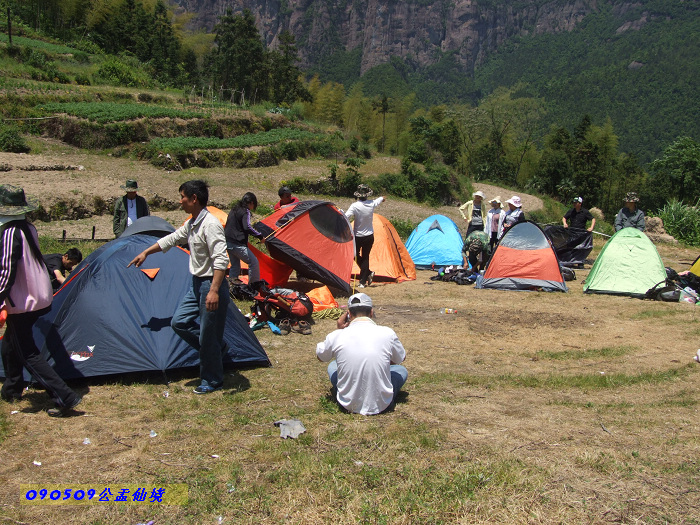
top-left (501, 195), bottom-right (525, 237)
top-left (113, 179), bottom-right (150, 237)
top-left (484, 195), bottom-right (505, 251)
top-left (614, 191), bottom-right (645, 232)
top-left (458, 190), bottom-right (488, 237)
top-left (0, 185), bottom-right (82, 416)
top-left (345, 184), bottom-right (385, 288)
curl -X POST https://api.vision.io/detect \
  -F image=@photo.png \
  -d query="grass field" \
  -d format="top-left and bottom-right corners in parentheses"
top-left (0, 137), bottom-right (698, 524)
top-left (1, 247), bottom-right (699, 524)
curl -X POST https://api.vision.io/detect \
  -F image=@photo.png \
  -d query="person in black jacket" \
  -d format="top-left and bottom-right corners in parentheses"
top-left (113, 179), bottom-right (149, 237)
top-left (225, 192), bottom-right (264, 284)
top-left (43, 248), bottom-right (83, 291)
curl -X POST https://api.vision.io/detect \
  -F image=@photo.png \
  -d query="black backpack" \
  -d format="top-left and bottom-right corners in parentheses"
top-left (645, 280), bottom-right (681, 302)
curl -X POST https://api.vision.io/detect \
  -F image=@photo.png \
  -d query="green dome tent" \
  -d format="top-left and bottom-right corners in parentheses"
top-left (583, 228), bottom-right (666, 298)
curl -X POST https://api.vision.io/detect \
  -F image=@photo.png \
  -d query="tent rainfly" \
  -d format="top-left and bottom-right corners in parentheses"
top-left (0, 219), bottom-right (270, 380)
top-left (476, 221), bottom-right (568, 292)
top-left (351, 214), bottom-right (416, 283)
top-left (583, 227), bottom-right (666, 298)
top-left (405, 214), bottom-right (464, 269)
top-left (254, 201), bottom-right (355, 293)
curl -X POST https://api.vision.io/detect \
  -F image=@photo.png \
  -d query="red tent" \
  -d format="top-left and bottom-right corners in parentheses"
top-left (255, 201), bottom-right (354, 293)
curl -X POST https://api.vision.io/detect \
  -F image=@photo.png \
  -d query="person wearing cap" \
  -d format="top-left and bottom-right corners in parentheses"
top-left (484, 196), bottom-right (505, 251)
top-left (43, 247), bottom-right (83, 291)
top-left (563, 197), bottom-right (596, 232)
top-left (128, 180), bottom-right (230, 395)
top-left (501, 195), bottom-right (525, 236)
top-left (113, 179), bottom-right (150, 237)
top-left (458, 190), bottom-right (488, 237)
top-left (316, 293), bottom-right (407, 415)
top-left (345, 184), bottom-right (385, 288)
top-left (462, 230), bottom-right (491, 272)
top-left (273, 186), bottom-right (299, 211)
top-left (614, 192), bottom-right (645, 232)
top-left (0, 185), bottom-right (82, 417)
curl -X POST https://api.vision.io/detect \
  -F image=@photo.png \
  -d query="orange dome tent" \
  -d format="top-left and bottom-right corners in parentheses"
top-left (351, 214), bottom-right (416, 283)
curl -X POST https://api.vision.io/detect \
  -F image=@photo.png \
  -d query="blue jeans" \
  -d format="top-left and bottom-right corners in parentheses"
top-left (227, 243), bottom-right (259, 284)
top-left (327, 360), bottom-right (408, 402)
top-left (171, 276), bottom-right (230, 387)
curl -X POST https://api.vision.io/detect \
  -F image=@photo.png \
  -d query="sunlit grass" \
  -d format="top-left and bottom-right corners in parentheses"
top-left (536, 345), bottom-right (634, 360)
top-left (414, 364), bottom-right (695, 390)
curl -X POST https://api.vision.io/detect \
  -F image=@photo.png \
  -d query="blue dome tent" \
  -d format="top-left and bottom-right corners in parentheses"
top-left (405, 214), bottom-right (464, 269)
top-left (0, 218), bottom-right (270, 381)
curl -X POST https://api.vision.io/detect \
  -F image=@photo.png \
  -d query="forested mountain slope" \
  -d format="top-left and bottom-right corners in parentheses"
top-left (173, 0), bottom-right (699, 162)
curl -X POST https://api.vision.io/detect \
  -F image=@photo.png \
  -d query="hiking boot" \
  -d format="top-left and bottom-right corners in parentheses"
top-left (368, 271), bottom-right (375, 286)
top-left (278, 318), bottom-right (291, 335)
top-left (193, 383), bottom-right (223, 394)
top-left (291, 320), bottom-right (312, 335)
top-left (1, 391), bottom-right (21, 403)
top-left (47, 396), bottom-right (82, 417)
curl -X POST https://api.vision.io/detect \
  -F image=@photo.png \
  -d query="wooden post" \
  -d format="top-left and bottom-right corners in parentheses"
top-left (7, 7), bottom-right (12, 48)
top-left (62, 230), bottom-right (66, 241)
top-left (92, 225), bottom-right (96, 239)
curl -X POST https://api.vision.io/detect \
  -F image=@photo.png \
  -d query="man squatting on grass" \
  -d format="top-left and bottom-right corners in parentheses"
top-left (316, 293), bottom-right (407, 415)
top-left (128, 180), bottom-right (230, 395)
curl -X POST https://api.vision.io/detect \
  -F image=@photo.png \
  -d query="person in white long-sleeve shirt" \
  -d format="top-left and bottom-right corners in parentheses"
top-left (128, 180), bottom-right (230, 395)
top-left (345, 184), bottom-right (384, 288)
top-left (316, 293), bottom-right (407, 415)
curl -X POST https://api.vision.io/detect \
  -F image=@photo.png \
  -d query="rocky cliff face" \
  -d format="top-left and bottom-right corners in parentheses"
top-left (171, 0), bottom-right (601, 74)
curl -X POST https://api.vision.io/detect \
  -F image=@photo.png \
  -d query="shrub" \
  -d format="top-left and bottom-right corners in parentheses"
top-left (527, 196), bottom-right (567, 227)
top-left (25, 49), bottom-right (47, 69)
top-left (75, 73), bottom-right (91, 86)
top-left (94, 58), bottom-right (145, 87)
top-left (71, 51), bottom-right (90, 64)
top-left (0, 125), bottom-right (30, 153)
top-left (657, 200), bottom-right (700, 246)
top-left (68, 40), bottom-right (103, 55)
top-left (372, 172), bottom-right (415, 200)
top-left (389, 217), bottom-right (417, 241)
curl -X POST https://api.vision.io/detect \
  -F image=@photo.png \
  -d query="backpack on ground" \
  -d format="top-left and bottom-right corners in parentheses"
top-left (559, 265), bottom-right (576, 281)
top-left (645, 280), bottom-right (682, 302)
top-left (251, 280), bottom-right (314, 322)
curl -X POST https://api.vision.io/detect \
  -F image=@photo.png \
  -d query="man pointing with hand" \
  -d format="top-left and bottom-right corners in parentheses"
top-left (128, 180), bottom-right (230, 394)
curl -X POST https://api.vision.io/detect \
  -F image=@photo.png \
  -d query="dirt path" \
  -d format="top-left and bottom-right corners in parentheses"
top-left (0, 141), bottom-right (543, 239)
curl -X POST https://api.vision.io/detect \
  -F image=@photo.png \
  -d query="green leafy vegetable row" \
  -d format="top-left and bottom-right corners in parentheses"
top-left (147, 129), bottom-right (323, 151)
top-left (37, 102), bottom-right (207, 123)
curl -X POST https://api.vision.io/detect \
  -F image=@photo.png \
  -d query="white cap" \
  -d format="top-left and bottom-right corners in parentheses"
top-left (348, 293), bottom-right (373, 308)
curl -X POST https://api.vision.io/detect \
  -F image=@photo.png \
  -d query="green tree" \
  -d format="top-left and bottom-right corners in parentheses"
top-left (650, 136), bottom-right (700, 206)
top-left (268, 31), bottom-right (311, 105)
top-left (209, 9), bottom-right (266, 104)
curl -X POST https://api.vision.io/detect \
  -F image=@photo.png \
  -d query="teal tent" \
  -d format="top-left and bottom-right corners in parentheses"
top-left (405, 214), bottom-right (463, 269)
top-left (583, 228), bottom-right (666, 298)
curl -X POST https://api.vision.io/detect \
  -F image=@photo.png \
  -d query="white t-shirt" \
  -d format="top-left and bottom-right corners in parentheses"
top-left (126, 197), bottom-right (138, 228)
top-left (345, 197), bottom-right (384, 238)
top-left (316, 316), bottom-right (405, 415)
